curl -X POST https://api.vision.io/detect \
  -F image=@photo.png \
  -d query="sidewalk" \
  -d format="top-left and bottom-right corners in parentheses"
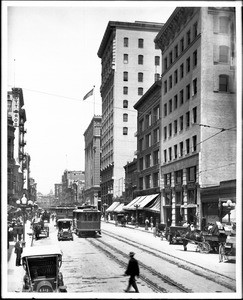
top-left (7, 220), bottom-right (33, 293)
top-left (103, 219), bottom-right (237, 280)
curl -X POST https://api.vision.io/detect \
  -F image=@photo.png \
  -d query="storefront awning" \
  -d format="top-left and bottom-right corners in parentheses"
top-left (144, 196), bottom-right (160, 212)
top-left (124, 194), bottom-right (159, 210)
top-left (106, 201), bottom-right (120, 212)
top-left (123, 196), bottom-right (145, 210)
top-left (113, 203), bottom-right (125, 213)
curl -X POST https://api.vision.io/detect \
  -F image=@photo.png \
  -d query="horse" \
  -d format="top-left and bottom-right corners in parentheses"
top-left (182, 227), bottom-right (203, 251)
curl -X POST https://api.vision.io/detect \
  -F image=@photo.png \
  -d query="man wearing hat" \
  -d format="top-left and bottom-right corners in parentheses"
top-left (124, 251), bottom-right (140, 293)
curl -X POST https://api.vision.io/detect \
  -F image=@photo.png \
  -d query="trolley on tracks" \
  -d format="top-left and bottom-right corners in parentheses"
top-left (73, 205), bottom-right (101, 237)
top-left (55, 206), bottom-right (76, 223)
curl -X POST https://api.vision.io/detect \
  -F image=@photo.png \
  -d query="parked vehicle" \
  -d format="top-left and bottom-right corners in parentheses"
top-left (22, 245), bottom-right (67, 292)
top-left (57, 219), bottom-right (73, 241)
top-left (167, 225), bottom-right (189, 244)
top-left (116, 213), bottom-right (126, 227)
top-left (73, 205), bottom-right (101, 237)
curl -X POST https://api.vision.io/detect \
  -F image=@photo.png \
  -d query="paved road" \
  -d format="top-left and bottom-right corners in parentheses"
top-left (4, 219), bottom-right (240, 297)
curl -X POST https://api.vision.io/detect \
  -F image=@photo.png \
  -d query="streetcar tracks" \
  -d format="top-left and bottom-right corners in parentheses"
top-left (102, 229), bottom-right (236, 292)
top-left (87, 237), bottom-right (192, 293)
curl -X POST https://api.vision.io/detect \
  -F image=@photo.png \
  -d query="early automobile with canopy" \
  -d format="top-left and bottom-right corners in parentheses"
top-left (57, 218), bottom-right (73, 241)
top-left (22, 245), bottom-right (67, 293)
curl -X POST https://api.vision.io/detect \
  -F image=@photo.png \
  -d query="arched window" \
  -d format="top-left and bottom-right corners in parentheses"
top-left (124, 37), bottom-right (128, 47)
top-left (123, 127), bottom-right (128, 135)
top-left (123, 71), bottom-right (128, 81)
top-left (138, 55), bottom-right (143, 65)
top-left (123, 54), bottom-right (128, 64)
top-left (123, 86), bottom-right (128, 95)
top-left (138, 72), bottom-right (143, 82)
top-left (123, 100), bottom-right (128, 108)
top-left (219, 46), bottom-right (229, 63)
top-left (219, 75), bottom-right (229, 92)
top-left (123, 113), bottom-right (128, 122)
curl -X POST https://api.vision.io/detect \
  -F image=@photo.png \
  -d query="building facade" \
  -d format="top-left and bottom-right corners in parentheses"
top-left (97, 21), bottom-right (163, 211)
top-left (155, 7), bottom-right (236, 228)
top-left (61, 170), bottom-right (85, 205)
top-left (7, 88), bottom-right (29, 203)
top-left (84, 115), bottom-right (102, 208)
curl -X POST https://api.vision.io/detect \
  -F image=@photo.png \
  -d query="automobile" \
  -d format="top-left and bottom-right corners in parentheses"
top-left (57, 218), bottom-right (73, 241)
top-left (22, 245), bottom-right (67, 292)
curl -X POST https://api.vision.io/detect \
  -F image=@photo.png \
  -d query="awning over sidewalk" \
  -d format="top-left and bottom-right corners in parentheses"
top-left (123, 196), bottom-right (145, 210)
top-left (106, 201), bottom-right (120, 212)
top-left (113, 203), bottom-right (125, 213)
top-left (123, 194), bottom-right (159, 211)
top-left (144, 196), bottom-right (160, 213)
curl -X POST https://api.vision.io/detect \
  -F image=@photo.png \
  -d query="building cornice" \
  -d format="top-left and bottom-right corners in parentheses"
top-left (98, 21), bottom-right (163, 58)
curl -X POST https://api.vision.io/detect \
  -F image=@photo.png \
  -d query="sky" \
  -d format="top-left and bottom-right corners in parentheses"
top-left (3, 1), bottom-right (241, 195)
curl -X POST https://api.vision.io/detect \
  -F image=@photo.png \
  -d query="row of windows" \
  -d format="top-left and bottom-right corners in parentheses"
top-left (139, 150), bottom-right (160, 171)
top-left (139, 127), bottom-right (160, 151)
top-left (123, 37), bottom-right (159, 49)
top-left (123, 54), bottom-right (160, 66)
top-left (123, 71), bottom-right (160, 82)
top-left (123, 86), bottom-right (144, 96)
top-left (163, 135), bottom-right (197, 163)
top-left (164, 22), bottom-right (198, 70)
top-left (164, 80), bottom-right (198, 117)
top-left (164, 166), bottom-right (196, 185)
top-left (163, 107), bottom-right (197, 140)
top-left (138, 106), bottom-right (160, 132)
top-left (164, 50), bottom-right (197, 94)
top-left (138, 172), bottom-right (159, 190)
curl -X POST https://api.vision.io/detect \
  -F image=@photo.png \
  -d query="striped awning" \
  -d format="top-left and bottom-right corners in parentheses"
top-left (113, 203), bottom-right (125, 213)
top-left (123, 194), bottom-right (159, 211)
top-left (106, 201), bottom-right (120, 212)
top-left (144, 196), bottom-right (160, 212)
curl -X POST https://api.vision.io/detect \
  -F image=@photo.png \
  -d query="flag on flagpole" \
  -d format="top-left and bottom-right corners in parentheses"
top-left (83, 87), bottom-right (94, 101)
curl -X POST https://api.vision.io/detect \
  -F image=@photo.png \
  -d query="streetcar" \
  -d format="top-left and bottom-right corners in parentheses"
top-left (73, 205), bottom-right (101, 237)
top-left (55, 206), bottom-right (76, 223)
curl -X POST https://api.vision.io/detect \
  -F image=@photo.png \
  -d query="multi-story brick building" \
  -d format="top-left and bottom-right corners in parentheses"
top-left (61, 170), bottom-right (85, 205)
top-left (97, 21), bottom-right (163, 211)
top-left (7, 88), bottom-right (28, 203)
top-left (155, 7), bottom-right (236, 228)
top-left (84, 115), bottom-right (102, 209)
top-left (123, 80), bottom-right (162, 223)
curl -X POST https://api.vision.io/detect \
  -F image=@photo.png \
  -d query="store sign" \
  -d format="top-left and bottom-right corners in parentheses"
top-left (13, 96), bottom-right (19, 127)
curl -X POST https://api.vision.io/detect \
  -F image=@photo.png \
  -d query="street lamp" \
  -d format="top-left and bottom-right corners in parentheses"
top-left (103, 203), bottom-right (108, 222)
top-left (16, 194), bottom-right (33, 247)
top-left (222, 200), bottom-right (235, 223)
top-left (134, 204), bottom-right (140, 228)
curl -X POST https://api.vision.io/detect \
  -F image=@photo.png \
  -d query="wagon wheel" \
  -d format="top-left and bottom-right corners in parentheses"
top-left (199, 241), bottom-right (211, 253)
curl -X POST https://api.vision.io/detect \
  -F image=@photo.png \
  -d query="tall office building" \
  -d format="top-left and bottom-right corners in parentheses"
top-left (97, 21), bottom-right (163, 209)
top-left (155, 7), bottom-right (236, 227)
top-left (84, 115), bottom-right (102, 208)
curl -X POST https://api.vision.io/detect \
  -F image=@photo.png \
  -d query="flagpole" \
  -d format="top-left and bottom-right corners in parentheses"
top-left (93, 85), bottom-right (95, 116)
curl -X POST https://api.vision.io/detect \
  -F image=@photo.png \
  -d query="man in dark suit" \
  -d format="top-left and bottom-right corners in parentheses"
top-left (124, 251), bottom-right (140, 293)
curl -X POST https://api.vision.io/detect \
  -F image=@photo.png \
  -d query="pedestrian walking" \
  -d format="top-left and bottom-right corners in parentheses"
top-left (14, 239), bottom-right (23, 266)
top-left (150, 216), bottom-right (153, 230)
top-left (145, 217), bottom-right (149, 230)
top-left (124, 251), bottom-right (140, 293)
top-left (153, 225), bottom-right (157, 237)
top-left (219, 242), bottom-right (228, 262)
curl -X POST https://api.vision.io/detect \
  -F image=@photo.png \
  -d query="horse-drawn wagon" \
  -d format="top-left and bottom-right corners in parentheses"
top-left (33, 218), bottom-right (49, 240)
